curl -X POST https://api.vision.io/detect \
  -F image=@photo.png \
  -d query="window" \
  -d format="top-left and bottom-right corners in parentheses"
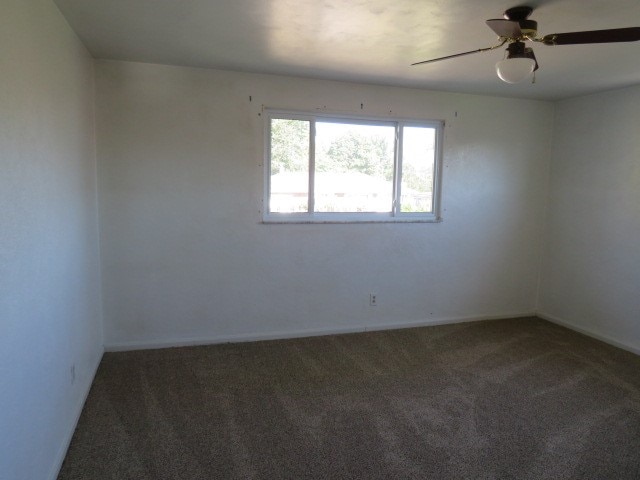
top-left (264, 110), bottom-right (443, 223)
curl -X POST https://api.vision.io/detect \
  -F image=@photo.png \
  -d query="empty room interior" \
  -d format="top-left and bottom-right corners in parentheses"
top-left (2, 0), bottom-right (640, 478)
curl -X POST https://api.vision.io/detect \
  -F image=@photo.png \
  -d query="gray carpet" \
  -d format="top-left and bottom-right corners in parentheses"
top-left (58, 317), bottom-right (640, 479)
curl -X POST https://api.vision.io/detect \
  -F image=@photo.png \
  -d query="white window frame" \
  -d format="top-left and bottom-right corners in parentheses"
top-left (263, 109), bottom-right (444, 223)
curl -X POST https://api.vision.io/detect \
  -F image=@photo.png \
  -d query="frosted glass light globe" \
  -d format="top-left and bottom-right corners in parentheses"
top-left (495, 58), bottom-right (536, 83)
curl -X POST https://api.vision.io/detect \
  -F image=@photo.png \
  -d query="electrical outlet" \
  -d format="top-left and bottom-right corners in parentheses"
top-left (70, 364), bottom-right (76, 385)
top-left (369, 293), bottom-right (377, 306)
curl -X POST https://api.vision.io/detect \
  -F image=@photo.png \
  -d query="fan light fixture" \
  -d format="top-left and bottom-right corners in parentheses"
top-left (495, 57), bottom-right (536, 83)
top-left (495, 41), bottom-right (537, 83)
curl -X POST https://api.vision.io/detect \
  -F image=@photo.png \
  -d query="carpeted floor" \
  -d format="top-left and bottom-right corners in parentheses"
top-left (58, 317), bottom-right (640, 479)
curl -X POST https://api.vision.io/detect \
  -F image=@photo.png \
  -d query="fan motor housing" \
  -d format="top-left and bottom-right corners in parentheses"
top-left (503, 6), bottom-right (532, 21)
top-left (519, 20), bottom-right (538, 37)
top-left (504, 6), bottom-right (537, 37)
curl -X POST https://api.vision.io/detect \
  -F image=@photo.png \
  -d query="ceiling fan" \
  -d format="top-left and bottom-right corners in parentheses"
top-left (412, 6), bottom-right (640, 84)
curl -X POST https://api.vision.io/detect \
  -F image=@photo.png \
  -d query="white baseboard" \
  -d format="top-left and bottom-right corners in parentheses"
top-left (104, 311), bottom-right (536, 352)
top-left (537, 311), bottom-right (640, 355)
top-left (47, 349), bottom-right (104, 480)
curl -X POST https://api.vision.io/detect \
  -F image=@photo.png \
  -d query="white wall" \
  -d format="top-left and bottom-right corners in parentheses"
top-left (96, 61), bottom-right (554, 349)
top-left (538, 85), bottom-right (640, 354)
top-left (0, 2), bottom-right (636, 475)
top-left (0, 1), bottom-right (102, 479)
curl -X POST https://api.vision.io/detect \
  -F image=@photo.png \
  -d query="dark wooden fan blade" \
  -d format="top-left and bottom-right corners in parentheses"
top-left (542, 27), bottom-right (640, 45)
top-left (486, 19), bottom-right (522, 38)
top-left (411, 49), bottom-right (486, 66)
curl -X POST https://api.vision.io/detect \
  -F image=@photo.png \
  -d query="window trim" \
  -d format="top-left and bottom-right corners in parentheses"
top-left (263, 109), bottom-right (444, 224)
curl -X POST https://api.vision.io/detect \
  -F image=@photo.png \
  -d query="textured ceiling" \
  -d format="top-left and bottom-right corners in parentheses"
top-left (54, 0), bottom-right (640, 100)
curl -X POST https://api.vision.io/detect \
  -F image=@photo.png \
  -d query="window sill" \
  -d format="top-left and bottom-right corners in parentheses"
top-left (262, 213), bottom-right (442, 224)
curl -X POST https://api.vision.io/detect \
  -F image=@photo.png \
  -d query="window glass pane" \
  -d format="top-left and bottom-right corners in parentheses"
top-left (315, 122), bottom-right (395, 213)
top-left (269, 119), bottom-right (309, 212)
top-left (400, 126), bottom-right (436, 213)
